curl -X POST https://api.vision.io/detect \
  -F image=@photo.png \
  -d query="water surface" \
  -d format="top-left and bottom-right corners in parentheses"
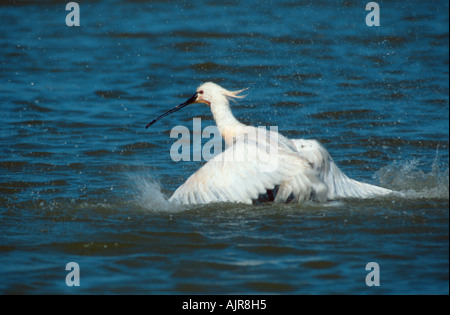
top-left (0, 0), bottom-right (448, 294)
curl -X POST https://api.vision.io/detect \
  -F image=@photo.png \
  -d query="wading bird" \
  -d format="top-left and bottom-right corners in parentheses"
top-left (146, 82), bottom-right (393, 205)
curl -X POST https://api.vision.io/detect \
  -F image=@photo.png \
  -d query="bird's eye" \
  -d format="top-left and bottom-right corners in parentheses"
top-left (198, 90), bottom-right (204, 94)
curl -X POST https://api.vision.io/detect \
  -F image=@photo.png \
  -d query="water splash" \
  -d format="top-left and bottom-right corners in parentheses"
top-left (374, 152), bottom-right (449, 200)
top-left (131, 176), bottom-right (184, 212)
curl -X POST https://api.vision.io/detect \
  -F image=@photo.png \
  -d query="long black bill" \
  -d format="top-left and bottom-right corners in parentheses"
top-left (145, 92), bottom-right (198, 129)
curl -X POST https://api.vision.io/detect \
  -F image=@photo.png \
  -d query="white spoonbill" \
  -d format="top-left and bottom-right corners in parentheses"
top-left (146, 82), bottom-right (393, 205)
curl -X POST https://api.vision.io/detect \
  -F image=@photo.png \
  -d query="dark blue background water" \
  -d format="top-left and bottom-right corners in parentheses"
top-left (0, 0), bottom-right (448, 294)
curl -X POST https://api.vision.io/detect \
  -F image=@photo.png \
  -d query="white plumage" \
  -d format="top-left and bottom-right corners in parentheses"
top-left (147, 82), bottom-right (394, 205)
top-left (170, 132), bottom-right (328, 204)
top-left (291, 139), bottom-right (393, 199)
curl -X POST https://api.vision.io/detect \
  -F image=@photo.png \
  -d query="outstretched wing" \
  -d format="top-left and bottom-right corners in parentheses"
top-left (169, 137), bottom-right (317, 205)
top-left (291, 139), bottom-right (393, 199)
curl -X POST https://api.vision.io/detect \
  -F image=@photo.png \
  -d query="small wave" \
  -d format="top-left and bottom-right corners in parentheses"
top-left (374, 152), bottom-right (449, 200)
top-left (131, 176), bottom-right (184, 213)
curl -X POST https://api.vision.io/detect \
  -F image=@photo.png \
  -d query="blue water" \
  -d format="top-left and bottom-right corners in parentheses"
top-left (0, 0), bottom-right (448, 294)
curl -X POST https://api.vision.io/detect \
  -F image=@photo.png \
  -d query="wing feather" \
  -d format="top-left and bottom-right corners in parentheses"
top-left (170, 137), bottom-right (314, 204)
top-left (291, 139), bottom-right (393, 199)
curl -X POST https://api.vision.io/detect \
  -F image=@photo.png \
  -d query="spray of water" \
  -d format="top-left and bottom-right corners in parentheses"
top-left (130, 151), bottom-right (448, 211)
top-left (131, 176), bottom-right (185, 212)
top-left (374, 152), bottom-right (449, 200)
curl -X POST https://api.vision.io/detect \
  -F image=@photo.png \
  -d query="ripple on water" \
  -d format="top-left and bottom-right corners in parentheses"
top-left (94, 90), bottom-right (129, 99)
top-left (308, 109), bottom-right (379, 120)
top-left (12, 100), bottom-right (53, 113)
top-left (302, 260), bottom-right (338, 270)
top-left (0, 0), bottom-right (448, 295)
top-left (120, 141), bottom-right (159, 151)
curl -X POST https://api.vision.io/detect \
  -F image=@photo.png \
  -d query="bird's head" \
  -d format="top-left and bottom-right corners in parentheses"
top-left (145, 82), bottom-right (248, 128)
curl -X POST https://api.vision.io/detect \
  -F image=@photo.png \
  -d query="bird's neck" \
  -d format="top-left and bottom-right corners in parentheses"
top-left (210, 95), bottom-right (245, 144)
